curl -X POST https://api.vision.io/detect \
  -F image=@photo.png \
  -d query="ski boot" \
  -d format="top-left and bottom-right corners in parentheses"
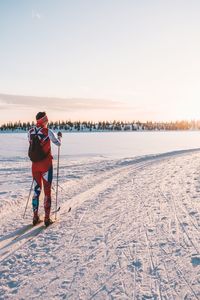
top-left (33, 212), bottom-right (40, 226)
top-left (44, 217), bottom-right (54, 227)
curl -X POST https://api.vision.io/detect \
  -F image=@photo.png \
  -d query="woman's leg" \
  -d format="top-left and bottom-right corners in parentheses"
top-left (42, 164), bottom-right (53, 221)
top-left (32, 169), bottom-right (42, 221)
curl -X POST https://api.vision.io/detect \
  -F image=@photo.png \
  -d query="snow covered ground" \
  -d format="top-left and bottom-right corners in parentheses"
top-left (0, 148), bottom-right (200, 299)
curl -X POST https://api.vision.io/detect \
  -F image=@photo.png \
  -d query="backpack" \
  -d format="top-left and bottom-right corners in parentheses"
top-left (28, 128), bottom-right (48, 162)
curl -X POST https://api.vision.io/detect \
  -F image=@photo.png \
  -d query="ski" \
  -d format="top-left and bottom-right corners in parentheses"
top-left (51, 206), bottom-right (61, 214)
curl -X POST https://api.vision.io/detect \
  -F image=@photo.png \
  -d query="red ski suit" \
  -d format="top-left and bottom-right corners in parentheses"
top-left (28, 127), bottom-right (61, 218)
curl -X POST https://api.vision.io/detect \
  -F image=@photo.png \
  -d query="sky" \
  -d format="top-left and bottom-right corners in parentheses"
top-left (1, 0), bottom-right (200, 124)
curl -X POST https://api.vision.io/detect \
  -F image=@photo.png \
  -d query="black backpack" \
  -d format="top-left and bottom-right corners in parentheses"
top-left (28, 128), bottom-right (48, 162)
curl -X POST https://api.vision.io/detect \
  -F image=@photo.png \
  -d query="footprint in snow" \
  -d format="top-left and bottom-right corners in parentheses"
top-left (191, 255), bottom-right (200, 267)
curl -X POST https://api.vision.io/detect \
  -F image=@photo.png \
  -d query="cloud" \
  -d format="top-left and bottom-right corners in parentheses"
top-left (0, 93), bottom-right (127, 112)
top-left (32, 10), bottom-right (41, 20)
top-left (0, 93), bottom-right (142, 124)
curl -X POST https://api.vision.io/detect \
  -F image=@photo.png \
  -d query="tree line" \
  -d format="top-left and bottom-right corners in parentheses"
top-left (1, 120), bottom-right (200, 132)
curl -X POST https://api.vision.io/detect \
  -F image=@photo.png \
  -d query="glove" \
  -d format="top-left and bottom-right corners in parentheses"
top-left (57, 131), bottom-right (62, 139)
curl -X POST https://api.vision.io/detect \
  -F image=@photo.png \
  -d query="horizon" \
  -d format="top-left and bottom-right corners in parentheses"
top-left (1, 115), bottom-right (200, 127)
top-left (1, 1), bottom-right (200, 122)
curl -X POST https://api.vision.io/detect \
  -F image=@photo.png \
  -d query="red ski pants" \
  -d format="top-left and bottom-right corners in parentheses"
top-left (32, 160), bottom-right (53, 219)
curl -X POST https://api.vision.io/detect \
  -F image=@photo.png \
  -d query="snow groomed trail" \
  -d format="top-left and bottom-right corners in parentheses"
top-left (0, 150), bottom-right (200, 299)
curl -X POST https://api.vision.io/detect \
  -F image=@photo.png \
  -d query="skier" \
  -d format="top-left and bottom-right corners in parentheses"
top-left (28, 112), bottom-right (62, 226)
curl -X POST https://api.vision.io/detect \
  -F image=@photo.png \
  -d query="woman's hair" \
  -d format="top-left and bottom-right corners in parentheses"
top-left (36, 112), bottom-right (46, 120)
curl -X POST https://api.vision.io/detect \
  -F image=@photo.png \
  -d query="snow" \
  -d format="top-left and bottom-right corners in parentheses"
top-left (0, 134), bottom-right (200, 299)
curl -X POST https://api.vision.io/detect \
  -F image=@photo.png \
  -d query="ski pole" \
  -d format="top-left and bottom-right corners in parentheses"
top-left (55, 145), bottom-right (60, 220)
top-left (23, 179), bottom-right (34, 218)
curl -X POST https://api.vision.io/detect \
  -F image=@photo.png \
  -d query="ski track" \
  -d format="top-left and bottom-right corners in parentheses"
top-left (0, 151), bottom-right (200, 299)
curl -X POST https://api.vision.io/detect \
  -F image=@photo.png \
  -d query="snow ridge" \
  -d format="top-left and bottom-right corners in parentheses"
top-left (0, 149), bottom-right (200, 299)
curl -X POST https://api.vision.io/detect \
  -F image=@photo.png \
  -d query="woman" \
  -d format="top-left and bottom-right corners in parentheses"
top-left (28, 112), bottom-right (62, 226)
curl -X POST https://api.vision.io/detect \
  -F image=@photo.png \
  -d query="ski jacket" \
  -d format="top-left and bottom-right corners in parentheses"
top-left (28, 127), bottom-right (61, 169)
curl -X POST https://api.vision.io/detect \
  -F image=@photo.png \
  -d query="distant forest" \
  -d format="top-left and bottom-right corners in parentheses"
top-left (1, 120), bottom-right (200, 132)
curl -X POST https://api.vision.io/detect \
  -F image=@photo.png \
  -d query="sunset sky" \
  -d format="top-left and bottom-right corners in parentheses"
top-left (1, 0), bottom-right (200, 124)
